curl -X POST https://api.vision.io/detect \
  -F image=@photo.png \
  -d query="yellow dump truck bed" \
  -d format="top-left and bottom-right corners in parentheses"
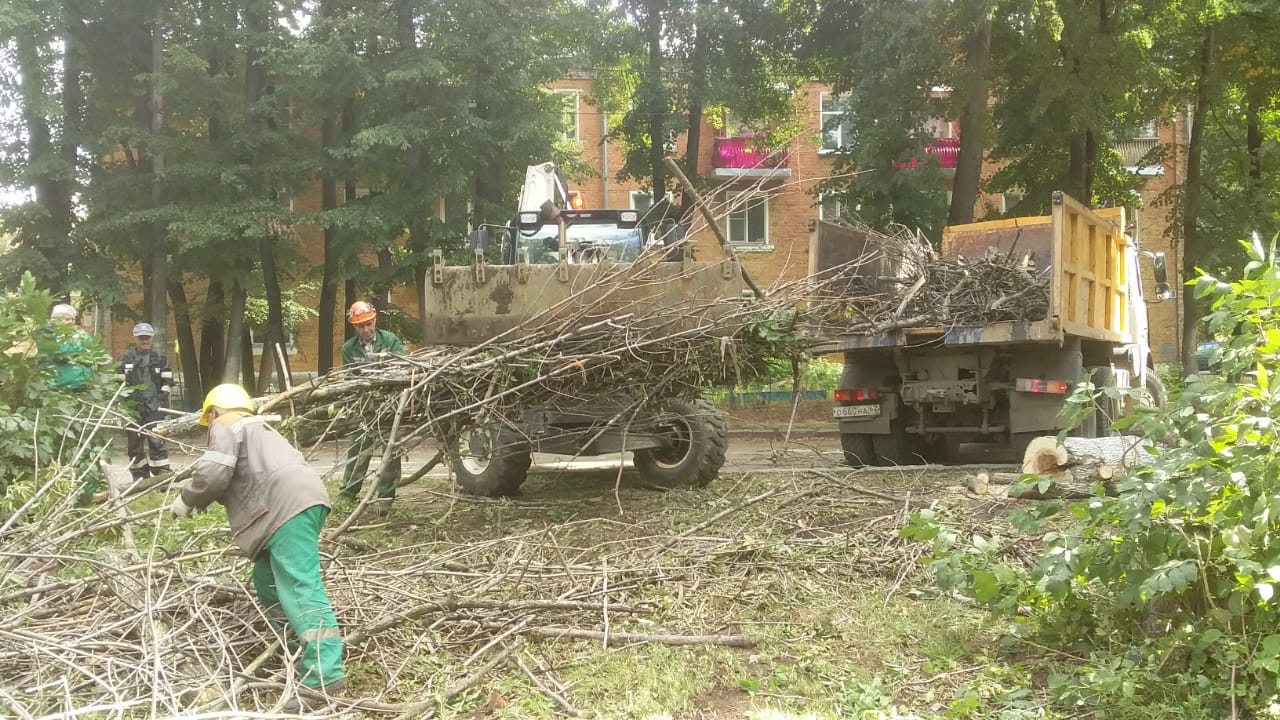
top-left (942, 191), bottom-right (1130, 344)
top-left (813, 191), bottom-right (1132, 351)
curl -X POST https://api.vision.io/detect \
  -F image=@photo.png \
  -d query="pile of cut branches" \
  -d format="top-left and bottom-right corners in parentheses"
top-left (0, 446), bottom-right (927, 717)
top-left (152, 249), bottom-right (864, 448)
top-left (810, 221), bottom-right (1051, 336)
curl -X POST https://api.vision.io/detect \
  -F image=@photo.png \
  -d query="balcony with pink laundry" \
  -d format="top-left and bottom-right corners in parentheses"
top-left (711, 136), bottom-right (792, 179)
top-left (896, 137), bottom-right (960, 170)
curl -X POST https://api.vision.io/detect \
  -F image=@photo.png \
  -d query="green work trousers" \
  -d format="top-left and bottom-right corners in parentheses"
top-left (251, 506), bottom-right (345, 689)
top-left (338, 434), bottom-right (400, 501)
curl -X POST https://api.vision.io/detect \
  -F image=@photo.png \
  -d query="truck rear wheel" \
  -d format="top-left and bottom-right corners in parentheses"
top-left (1086, 366), bottom-right (1119, 437)
top-left (633, 398), bottom-right (727, 488)
top-left (1144, 371), bottom-right (1167, 408)
top-left (840, 433), bottom-right (875, 467)
top-left (871, 428), bottom-right (917, 465)
top-left (450, 425), bottom-right (532, 497)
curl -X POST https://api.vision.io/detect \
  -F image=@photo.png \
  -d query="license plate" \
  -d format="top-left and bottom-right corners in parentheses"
top-left (833, 404), bottom-right (881, 419)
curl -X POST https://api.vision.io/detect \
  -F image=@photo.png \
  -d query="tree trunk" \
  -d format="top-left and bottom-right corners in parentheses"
top-left (318, 113), bottom-right (340, 375)
top-left (200, 280), bottom-right (226, 388)
top-left (1012, 435), bottom-right (1157, 498)
top-left (343, 107), bottom-right (359, 344)
top-left (13, 20), bottom-right (75, 292)
top-left (59, 2), bottom-right (85, 257)
top-left (1245, 95), bottom-right (1262, 185)
top-left (240, 325), bottom-right (256, 390)
top-left (344, 278), bottom-right (357, 344)
top-left (1179, 27), bottom-right (1214, 372)
top-left (222, 278), bottom-right (247, 384)
top-left (167, 281), bottom-right (202, 411)
top-left (396, 0), bottom-right (427, 327)
top-left (947, 16), bottom-right (991, 226)
top-left (257, 231), bottom-right (286, 394)
top-left (680, 0), bottom-right (707, 220)
top-left (1067, 132), bottom-right (1089, 203)
top-left (147, 0), bottom-right (168, 353)
top-left (646, 0), bottom-right (667, 203)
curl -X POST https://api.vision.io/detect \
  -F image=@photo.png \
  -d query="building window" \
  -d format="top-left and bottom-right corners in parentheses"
top-left (924, 117), bottom-right (958, 139)
top-left (1135, 120), bottom-right (1158, 139)
top-left (1001, 188), bottom-right (1025, 214)
top-left (629, 190), bottom-right (674, 214)
top-left (553, 89), bottom-right (580, 142)
top-left (630, 190), bottom-right (654, 213)
top-left (818, 194), bottom-right (844, 221)
top-left (819, 92), bottom-right (853, 153)
top-left (725, 192), bottom-right (769, 245)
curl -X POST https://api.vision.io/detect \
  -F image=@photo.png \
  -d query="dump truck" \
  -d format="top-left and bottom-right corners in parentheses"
top-left (813, 191), bottom-right (1173, 466)
top-left (421, 163), bottom-right (744, 495)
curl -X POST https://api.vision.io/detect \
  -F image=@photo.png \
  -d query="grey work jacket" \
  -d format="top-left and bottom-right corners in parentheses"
top-left (181, 411), bottom-right (330, 559)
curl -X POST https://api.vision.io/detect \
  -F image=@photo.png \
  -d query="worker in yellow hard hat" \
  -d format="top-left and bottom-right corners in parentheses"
top-left (338, 301), bottom-right (405, 513)
top-left (174, 383), bottom-right (346, 711)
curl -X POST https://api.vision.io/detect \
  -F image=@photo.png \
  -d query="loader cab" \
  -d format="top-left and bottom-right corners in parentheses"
top-left (501, 208), bottom-right (645, 264)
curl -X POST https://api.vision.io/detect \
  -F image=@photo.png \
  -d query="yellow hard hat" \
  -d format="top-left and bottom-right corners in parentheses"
top-left (200, 383), bottom-right (255, 426)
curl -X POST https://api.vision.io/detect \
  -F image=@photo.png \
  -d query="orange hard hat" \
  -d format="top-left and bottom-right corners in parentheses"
top-left (347, 301), bottom-right (377, 325)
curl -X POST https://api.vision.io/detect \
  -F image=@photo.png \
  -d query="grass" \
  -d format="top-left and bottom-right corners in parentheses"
top-left (338, 466), bottom-right (1038, 720)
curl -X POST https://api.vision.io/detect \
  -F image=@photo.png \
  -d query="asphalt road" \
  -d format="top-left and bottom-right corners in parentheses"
top-left (99, 431), bottom-right (854, 490)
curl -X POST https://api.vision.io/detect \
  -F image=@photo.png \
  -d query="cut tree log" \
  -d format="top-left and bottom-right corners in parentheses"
top-left (1012, 435), bottom-right (1157, 499)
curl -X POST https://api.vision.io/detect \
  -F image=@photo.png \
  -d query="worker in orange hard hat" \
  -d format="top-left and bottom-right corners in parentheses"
top-left (338, 301), bottom-right (405, 514)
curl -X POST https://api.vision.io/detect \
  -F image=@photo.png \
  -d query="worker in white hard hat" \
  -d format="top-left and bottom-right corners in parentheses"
top-left (117, 322), bottom-right (173, 481)
top-left (47, 304), bottom-right (93, 390)
top-left (43, 302), bottom-right (110, 504)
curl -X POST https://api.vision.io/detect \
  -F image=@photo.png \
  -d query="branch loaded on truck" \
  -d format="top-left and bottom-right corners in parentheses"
top-left (811, 191), bottom-right (1174, 466)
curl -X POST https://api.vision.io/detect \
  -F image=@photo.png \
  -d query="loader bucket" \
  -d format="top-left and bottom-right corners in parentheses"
top-left (422, 252), bottom-right (750, 347)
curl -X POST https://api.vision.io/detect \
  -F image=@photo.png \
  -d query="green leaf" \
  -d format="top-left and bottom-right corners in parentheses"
top-left (971, 570), bottom-right (1001, 603)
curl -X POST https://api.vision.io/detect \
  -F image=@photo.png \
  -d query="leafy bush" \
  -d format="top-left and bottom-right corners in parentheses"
top-left (904, 237), bottom-right (1280, 716)
top-left (0, 273), bottom-right (115, 518)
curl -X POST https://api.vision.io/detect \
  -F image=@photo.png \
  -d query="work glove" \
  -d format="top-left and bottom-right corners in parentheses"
top-left (170, 495), bottom-right (193, 518)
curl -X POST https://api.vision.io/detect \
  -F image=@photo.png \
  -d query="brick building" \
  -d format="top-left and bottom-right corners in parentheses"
top-left (100, 79), bottom-right (1187, 396)
top-left (550, 77), bottom-right (1186, 364)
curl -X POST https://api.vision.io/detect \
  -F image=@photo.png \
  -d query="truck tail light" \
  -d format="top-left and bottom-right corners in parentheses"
top-left (1015, 378), bottom-right (1069, 394)
top-left (834, 388), bottom-right (879, 403)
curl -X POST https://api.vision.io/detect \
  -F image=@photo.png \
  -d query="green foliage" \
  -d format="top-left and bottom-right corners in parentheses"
top-left (905, 238), bottom-right (1280, 715)
top-left (804, 0), bottom-right (952, 241)
top-left (0, 273), bottom-right (115, 517)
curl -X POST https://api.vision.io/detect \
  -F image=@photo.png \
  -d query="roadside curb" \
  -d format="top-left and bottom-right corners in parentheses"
top-left (727, 428), bottom-right (839, 440)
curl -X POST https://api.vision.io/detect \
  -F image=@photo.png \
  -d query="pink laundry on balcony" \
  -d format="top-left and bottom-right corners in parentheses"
top-left (713, 135), bottom-right (790, 170)
top-left (896, 138), bottom-right (960, 170)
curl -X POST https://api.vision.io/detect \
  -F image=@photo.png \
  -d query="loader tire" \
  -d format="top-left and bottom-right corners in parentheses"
top-left (633, 399), bottom-right (727, 488)
top-left (840, 433), bottom-right (875, 467)
top-left (450, 425), bottom-right (532, 497)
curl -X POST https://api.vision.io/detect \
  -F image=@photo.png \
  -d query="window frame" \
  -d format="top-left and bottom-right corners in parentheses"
top-left (819, 92), bottom-right (853, 154)
top-left (724, 191), bottom-right (771, 247)
top-left (818, 194), bottom-right (844, 221)
top-left (554, 89), bottom-right (581, 143)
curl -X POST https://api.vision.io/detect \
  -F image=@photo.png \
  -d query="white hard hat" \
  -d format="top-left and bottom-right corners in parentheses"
top-left (133, 322), bottom-right (155, 337)
top-left (50, 304), bottom-right (77, 320)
